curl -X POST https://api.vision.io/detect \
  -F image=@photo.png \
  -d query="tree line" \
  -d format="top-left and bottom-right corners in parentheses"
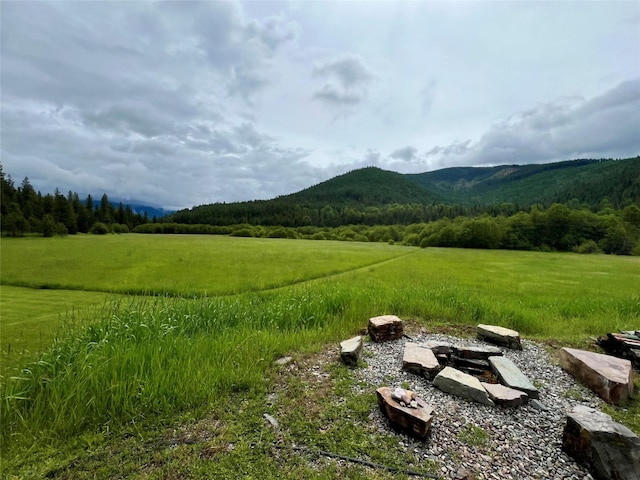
top-left (1, 164), bottom-right (149, 236)
top-left (167, 200), bottom-right (519, 227)
top-left (137, 202), bottom-right (640, 255)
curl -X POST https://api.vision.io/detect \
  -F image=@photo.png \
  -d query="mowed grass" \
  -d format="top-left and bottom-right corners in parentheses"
top-left (1, 235), bottom-right (639, 478)
top-left (0, 286), bottom-right (116, 376)
top-left (0, 234), bottom-right (413, 295)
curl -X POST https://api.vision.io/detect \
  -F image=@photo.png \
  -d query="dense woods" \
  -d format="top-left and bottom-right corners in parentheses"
top-left (136, 202), bottom-right (640, 255)
top-left (0, 164), bottom-right (148, 236)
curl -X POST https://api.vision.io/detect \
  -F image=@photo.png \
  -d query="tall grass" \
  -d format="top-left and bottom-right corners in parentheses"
top-left (1, 285), bottom-right (372, 448)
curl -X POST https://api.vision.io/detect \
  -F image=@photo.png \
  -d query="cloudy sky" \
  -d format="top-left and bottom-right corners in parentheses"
top-left (2, 1), bottom-right (639, 210)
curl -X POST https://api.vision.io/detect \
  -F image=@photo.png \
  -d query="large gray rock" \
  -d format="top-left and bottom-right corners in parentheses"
top-left (480, 382), bottom-right (528, 407)
top-left (477, 324), bottom-right (522, 350)
top-left (559, 347), bottom-right (634, 406)
top-left (368, 315), bottom-right (404, 342)
top-left (562, 405), bottom-right (640, 480)
top-left (433, 366), bottom-right (495, 406)
top-left (340, 336), bottom-right (363, 367)
top-left (489, 356), bottom-right (539, 399)
top-left (376, 387), bottom-right (435, 439)
top-left (403, 342), bottom-right (441, 379)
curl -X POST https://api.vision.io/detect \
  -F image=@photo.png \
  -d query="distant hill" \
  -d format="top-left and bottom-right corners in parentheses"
top-left (165, 157), bottom-right (639, 226)
top-left (406, 157), bottom-right (640, 207)
top-left (125, 203), bottom-right (174, 220)
top-left (283, 166), bottom-right (439, 206)
top-left (97, 200), bottom-right (173, 220)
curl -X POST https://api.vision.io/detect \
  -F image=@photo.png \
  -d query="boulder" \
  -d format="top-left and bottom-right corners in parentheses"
top-left (489, 356), bottom-right (539, 399)
top-left (562, 405), bottom-right (640, 480)
top-left (559, 347), bottom-right (634, 406)
top-left (368, 315), bottom-right (404, 342)
top-left (376, 386), bottom-right (435, 439)
top-left (477, 324), bottom-right (522, 350)
top-left (402, 342), bottom-right (441, 379)
top-left (481, 382), bottom-right (528, 407)
top-left (340, 336), bottom-right (363, 367)
top-left (433, 366), bottom-right (495, 406)
top-left (452, 344), bottom-right (503, 360)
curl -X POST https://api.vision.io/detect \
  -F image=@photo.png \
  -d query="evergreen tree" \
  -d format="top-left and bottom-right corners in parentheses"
top-left (99, 193), bottom-right (114, 224)
top-left (116, 202), bottom-right (125, 225)
top-left (53, 189), bottom-right (77, 234)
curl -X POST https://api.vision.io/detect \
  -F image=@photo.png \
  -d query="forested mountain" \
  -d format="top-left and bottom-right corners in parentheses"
top-left (167, 157), bottom-right (639, 227)
top-left (406, 157), bottom-right (640, 207)
top-left (284, 167), bottom-right (439, 206)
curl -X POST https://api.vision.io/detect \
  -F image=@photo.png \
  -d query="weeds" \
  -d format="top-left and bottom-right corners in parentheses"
top-left (457, 424), bottom-right (490, 448)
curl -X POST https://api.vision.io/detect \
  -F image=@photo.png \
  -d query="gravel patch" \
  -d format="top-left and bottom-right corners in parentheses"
top-left (353, 333), bottom-right (600, 480)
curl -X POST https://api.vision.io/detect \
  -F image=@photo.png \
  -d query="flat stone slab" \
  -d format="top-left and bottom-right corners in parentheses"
top-left (403, 343), bottom-right (441, 378)
top-left (559, 347), bottom-right (634, 405)
top-left (452, 345), bottom-right (503, 360)
top-left (368, 315), bottom-right (404, 342)
top-left (563, 405), bottom-right (640, 480)
top-left (340, 336), bottom-right (363, 367)
top-left (481, 382), bottom-right (528, 407)
top-left (452, 357), bottom-right (491, 374)
top-left (376, 387), bottom-right (435, 439)
top-left (477, 324), bottom-right (522, 350)
top-left (433, 366), bottom-right (495, 406)
top-left (489, 356), bottom-right (539, 399)
top-left (420, 340), bottom-right (452, 355)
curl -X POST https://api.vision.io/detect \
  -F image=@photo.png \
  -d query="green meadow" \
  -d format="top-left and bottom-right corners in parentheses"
top-left (1, 235), bottom-right (639, 478)
top-left (1, 235), bottom-right (412, 295)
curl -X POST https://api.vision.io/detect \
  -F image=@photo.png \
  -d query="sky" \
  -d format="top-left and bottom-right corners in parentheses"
top-left (2, 1), bottom-right (639, 210)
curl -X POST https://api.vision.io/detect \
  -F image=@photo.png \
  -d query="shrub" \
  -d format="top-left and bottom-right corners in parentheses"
top-left (112, 223), bottom-right (129, 234)
top-left (41, 214), bottom-right (56, 237)
top-left (231, 227), bottom-right (254, 237)
top-left (576, 240), bottom-right (600, 254)
top-left (90, 222), bottom-right (109, 235)
top-left (55, 222), bottom-right (68, 236)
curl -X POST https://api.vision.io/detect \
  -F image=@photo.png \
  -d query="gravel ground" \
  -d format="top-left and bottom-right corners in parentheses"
top-left (352, 333), bottom-right (601, 480)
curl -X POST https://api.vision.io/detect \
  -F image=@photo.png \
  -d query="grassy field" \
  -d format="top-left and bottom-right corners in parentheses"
top-left (0, 235), bottom-right (413, 295)
top-left (0, 286), bottom-right (116, 376)
top-left (1, 234), bottom-right (638, 478)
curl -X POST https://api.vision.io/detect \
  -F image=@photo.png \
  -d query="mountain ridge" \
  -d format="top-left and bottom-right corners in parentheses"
top-left (165, 156), bottom-right (640, 226)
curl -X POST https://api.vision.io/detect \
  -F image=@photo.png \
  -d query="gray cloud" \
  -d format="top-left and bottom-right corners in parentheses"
top-left (312, 53), bottom-right (375, 107)
top-left (390, 146), bottom-right (418, 162)
top-left (423, 78), bottom-right (640, 168)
